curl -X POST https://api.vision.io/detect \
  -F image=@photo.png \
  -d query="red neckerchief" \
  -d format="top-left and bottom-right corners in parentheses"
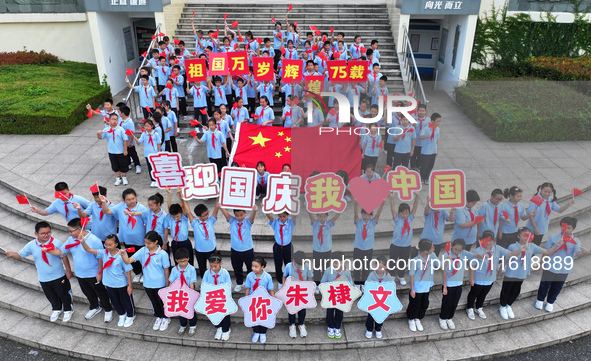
top-left (514, 204), bottom-right (519, 227)
top-left (201, 221), bottom-right (209, 239)
top-left (485, 247), bottom-right (494, 276)
top-left (468, 208), bottom-right (475, 234)
top-left (147, 131), bottom-right (155, 148)
top-left (99, 249), bottom-right (116, 274)
top-left (449, 251), bottom-right (461, 277)
top-left (37, 237), bottom-right (55, 266)
top-left (107, 127), bottom-right (116, 141)
top-left (433, 211), bottom-right (440, 231)
top-left (401, 218), bottom-right (411, 237)
top-left (491, 201), bottom-right (498, 226)
top-left (545, 197), bottom-right (551, 217)
top-left (362, 223), bottom-right (368, 240)
top-left (143, 248), bottom-right (158, 269)
top-left (237, 222), bottom-right (244, 242)
top-left (419, 256), bottom-right (430, 281)
top-left (295, 266), bottom-right (303, 281)
top-left (253, 275), bottom-right (261, 290)
top-left (151, 212), bottom-right (161, 231)
top-left (429, 122), bottom-right (437, 140)
top-left (211, 269), bottom-right (220, 285)
top-left (318, 224), bottom-right (324, 245)
top-left (194, 85), bottom-right (201, 98)
top-left (178, 265), bottom-right (188, 287)
top-left (64, 234), bottom-right (83, 250)
top-left (554, 235), bottom-right (577, 254)
top-left (279, 224), bottom-right (285, 246)
top-left (173, 219), bottom-right (181, 242)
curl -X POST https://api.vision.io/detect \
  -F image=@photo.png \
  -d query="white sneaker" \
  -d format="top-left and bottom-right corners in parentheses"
top-left (85, 307), bottom-right (101, 320)
top-left (315, 285), bottom-right (320, 294)
top-left (133, 274), bottom-right (141, 283)
top-left (466, 308), bottom-right (475, 320)
top-left (114, 178), bottom-right (122, 186)
top-left (398, 277), bottom-right (407, 286)
top-left (415, 319), bottom-right (423, 331)
top-left (408, 319), bottom-right (417, 332)
top-left (289, 324), bottom-right (297, 338)
top-left (277, 282), bottom-right (283, 289)
top-left (188, 326), bottom-right (196, 336)
top-left (328, 328), bottom-right (335, 338)
top-left (221, 330), bottom-right (231, 341)
top-left (159, 317), bottom-right (170, 331)
top-left (124, 315), bottom-right (135, 327)
top-left (545, 303), bottom-right (554, 312)
top-left (506, 305), bottom-right (515, 319)
top-left (260, 334), bottom-right (267, 343)
top-left (104, 311), bottom-right (113, 323)
top-left (139, 275), bottom-right (144, 283)
top-left (234, 284), bottom-right (243, 293)
top-left (375, 331), bottom-right (382, 339)
top-left (122, 177), bottom-right (129, 185)
top-left (446, 319), bottom-right (456, 330)
top-left (499, 306), bottom-right (508, 320)
top-left (117, 315), bottom-right (126, 327)
top-left (298, 324), bottom-right (307, 337)
top-left (334, 328), bottom-right (342, 338)
top-left (439, 318), bottom-right (448, 330)
top-left (62, 310), bottom-right (73, 323)
top-left (153, 318), bottom-right (163, 331)
top-left (535, 300), bottom-right (544, 310)
top-left (129, 164), bottom-right (133, 170)
top-left (215, 327), bottom-right (223, 340)
top-left (365, 330), bottom-right (372, 339)
top-left (252, 333), bottom-right (260, 342)
top-left (178, 326), bottom-right (187, 335)
top-left (150, 181), bottom-right (157, 188)
top-left (136, 165), bottom-right (142, 174)
top-left (476, 308), bottom-right (487, 319)
top-left (50, 311), bottom-right (61, 322)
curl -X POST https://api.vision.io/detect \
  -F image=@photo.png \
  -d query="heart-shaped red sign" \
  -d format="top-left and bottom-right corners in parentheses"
top-left (348, 177), bottom-right (390, 214)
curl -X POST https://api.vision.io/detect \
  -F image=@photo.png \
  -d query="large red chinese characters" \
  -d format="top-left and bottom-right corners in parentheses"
top-left (157, 279), bottom-right (200, 319)
top-left (148, 152), bottom-right (187, 189)
top-left (194, 282), bottom-right (238, 326)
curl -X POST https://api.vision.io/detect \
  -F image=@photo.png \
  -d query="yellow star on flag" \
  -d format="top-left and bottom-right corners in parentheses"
top-left (275, 152), bottom-right (282, 158)
top-left (249, 132), bottom-right (271, 147)
top-left (284, 146), bottom-right (291, 152)
top-left (285, 137), bottom-right (291, 142)
top-left (278, 131), bottom-right (284, 136)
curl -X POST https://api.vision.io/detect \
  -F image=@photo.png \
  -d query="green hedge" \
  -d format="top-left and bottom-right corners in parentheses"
top-left (455, 80), bottom-right (591, 142)
top-left (0, 61), bottom-right (111, 134)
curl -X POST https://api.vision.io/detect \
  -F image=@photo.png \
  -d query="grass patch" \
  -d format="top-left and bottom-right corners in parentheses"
top-left (0, 61), bottom-right (111, 134)
top-left (455, 80), bottom-right (591, 142)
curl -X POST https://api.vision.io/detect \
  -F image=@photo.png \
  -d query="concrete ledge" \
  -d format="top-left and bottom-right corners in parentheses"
top-left (0, 13), bottom-right (87, 23)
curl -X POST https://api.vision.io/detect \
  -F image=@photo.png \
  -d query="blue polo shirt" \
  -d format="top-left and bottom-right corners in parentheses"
top-left (135, 85), bottom-right (156, 108)
top-left (201, 130), bottom-right (224, 159)
top-left (366, 270), bottom-right (394, 283)
top-left (170, 264), bottom-right (198, 285)
top-left (101, 126), bottom-right (126, 154)
top-left (46, 195), bottom-right (91, 222)
top-left (270, 218), bottom-right (295, 246)
top-left (189, 85), bottom-right (209, 108)
top-left (451, 207), bottom-right (479, 246)
top-left (19, 238), bottom-right (66, 282)
top-left (97, 250), bottom-right (132, 288)
top-left (212, 85), bottom-right (227, 106)
top-left (361, 133), bottom-right (381, 157)
top-left (132, 246), bottom-right (169, 288)
top-left (393, 126), bottom-right (416, 153)
top-left (191, 216), bottom-right (217, 252)
top-left (505, 242), bottom-right (542, 279)
top-left (164, 214), bottom-right (189, 242)
top-left (391, 215), bottom-right (415, 247)
top-left (478, 201), bottom-right (502, 238)
top-left (245, 270), bottom-right (273, 291)
top-left (413, 117), bottom-right (430, 147)
top-left (60, 232), bottom-right (103, 279)
top-left (137, 131), bottom-right (161, 157)
top-left (444, 250), bottom-right (474, 287)
top-left (353, 218), bottom-right (377, 250)
top-left (312, 219), bottom-right (334, 253)
top-left (202, 267), bottom-right (231, 285)
top-left (501, 201), bottom-right (526, 234)
top-left (228, 217), bottom-right (253, 252)
top-left (544, 233), bottom-right (581, 274)
top-left (472, 245), bottom-right (509, 285)
top-left (283, 262), bottom-right (313, 280)
top-left (141, 209), bottom-right (167, 240)
top-left (420, 126), bottom-right (440, 155)
top-left (111, 202), bottom-right (148, 246)
top-left (526, 195), bottom-right (560, 235)
top-left (83, 202), bottom-right (117, 242)
top-left (420, 209), bottom-right (449, 245)
top-left (409, 253), bottom-right (441, 293)
top-left (320, 267), bottom-right (353, 284)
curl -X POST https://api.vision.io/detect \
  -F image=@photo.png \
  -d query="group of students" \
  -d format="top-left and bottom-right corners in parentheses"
top-left (4, 176), bottom-right (588, 342)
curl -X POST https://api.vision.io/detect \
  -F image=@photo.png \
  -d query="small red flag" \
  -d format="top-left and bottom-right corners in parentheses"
top-left (189, 131), bottom-right (197, 137)
top-left (200, 108), bottom-right (208, 115)
top-left (294, 21), bottom-right (298, 28)
top-left (158, 32), bottom-right (165, 37)
top-left (80, 217), bottom-right (90, 229)
top-left (142, 51), bottom-right (148, 58)
top-left (251, 113), bottom-right (260, 119)
top-left (256, 37), bottom-right (263, 44)
top-left (394, 92), bottom-right (399, 96)
top-left (277, 32), bottom-right (282, 39)
top-left (151, 35), bottom-right (156, 40)
top-left (288, 4), bottom-right (292, 12)
top-left (87, 109), bottom-right (93, 118)
top-left (384, 165), bottom-right (391, 174)
top-left (159, 52), bottom-right (166, 58)
top-left (530, 195), bottom-right (544, 207)
top-left (166, 83), bottom-right (173, 90)
top-left (126, 69), bottom-right (133, 76)
top-left (322, 35), bottom-right (327, 42)
top-left (444, 241), bottom-right (451, 254)
top-left (310, 25), bottom-right (317, 31)
top-left (238, 35), bottom-right (243, 42)
top-left (480, 236), bottom-right (492, 248)
top-left (281, 47), bottom-right (286, 55)
top-left (360, 47), bottom-right (366, 53)
top-left (292, 97), bottom-right (300, 105)
top-left (315, 30), bottom-right (321, 36)
top-left (474, 216), bottom-right (486, 224)
top-left (224, 13), bottom-right (228, 21)
top-left (573, 188), bottom-right (583, 197)
top-left (525, 232), bottom-right (534, 243)
top-left (192, 10), bottom-right (195, 17)
top-left (502, 210), bottom-right (509, 220)
top-left (190, 119), bottom-right (200, 126)
top-left (139, 125), bottom-right (145, 132)
top-left (125, 129), bottom-right (134, 136)
top-left (145, 106), bottom-right (152, 114)
top-left (329, 26), bottom-right (334, 33)
top-left (311, 45), bottom-right (319, 51)
top-left (561, 222), bottom-right (568, 235)
top-left (233, 43), bottom-right (238, 50)
top-left (212, 29), bottom-right (219, 38)
top-left (55, 191), bottom-right (69, 202)
top-left (15, 195), bottom-right (29, 205)
top-left (333, 51), bottom-right (341, 59)
top-left (89, 183), bottom-right (99, 194)
top-left (232, 21), bottom-right (238, 27)
top-left (174, 39), bottom-right (180, 45)
top-left (408, 92), bottom-right (415, 98)
top-left (271, 17), bottom-right (276, 23)
top-left (328, 108), bottom-right (337, 116)
top-left (126, 247), bottom-right (136, 253)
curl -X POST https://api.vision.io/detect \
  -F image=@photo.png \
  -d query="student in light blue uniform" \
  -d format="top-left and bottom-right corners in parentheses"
top-left (308, 102), bottom-right (325, 127)
top-left (5, 221), bottom-right (73, 322)
top-left (389, 192), bottom-right (420, 283)
top-left (219, 206), bottom-right (257, 292)
top-left (165, 187), bottom-right (194, 266)
top-left (257, 81), bottom-right (275, 107)
top-left (439, 238), bottom-right (474, 329)
top-left (500, 186), bottom-right (535, 248)
top-left (418, 113), bottom-right (441, 183)
top-left (364, 256), bottom-right (394, 339)
top-left (420, 204), bottom-right (454, 256)
top-left (158, 108), bottom-right (174, 152)
top-left (170, 248), bottom-right (199, 336)
top-left (99, 188), bottom-right (147, 278)
top-left (98, 113), bottom-right (129, 186)
top-left (200, 252), bottom-right (232, 339)
top-left (192, 118), bottom-right (229, 172)
top-left (526, 182), bottom-right (574, 246)
top-left (188, 82), bottom-right (209, 127)
top-left (154, 58), bottom-right (171, 90)
top-left (309, 211), bottom-right (340, 283)
top-left (451, 190), bottom-right (483, 251)
top-left (477, 189), bottom-right (504, 240)
top-left (80, 234), bottom-right (135, 327)
top-left (76, 186), bottom-right (117, 242)
top-left (283, 251), bottom-right (314, 338)
top-left (360, 124), bottom-right (381, 172)
top-left (209, 76), bottom-right (228, 106)
top-left (407, 239), bottom-right (442, 332)
top-left (391, 115), bottom-right (416, 169)
top-left (536, 217), bottom-right (589, 312)
top-left (159, 80), bottom-right (179, 112)
top-left (162, 101), bottom-right (178, 152)
top-left (118, 106), bottom-right (141, 173)
top-left (321, 252), bottom-right (353, 339)
top-left (32, 182), bottom-right (91, 223)
top-left (266, 211), bottom-right (297, 286)
top-left (135, 193), bottom-right (167, 240)
top-left (360, 164), bottom-right (380, 182)
top-left (188, 201), bottom-right (220, 278)
top-left (353, 198), bottom-right (385, 284)
top-left (245, 256), bottom-right (275, 343)
top-left (410, 104), bottom-right (430, 171)
top-left (349, 36), bottom-right (365, 60)
top-left (231, 97), bottom-right (250, 126)
top-left (126, 75), bottom-right (156, 119)
top-left (135, 119), bottom-right (162, 187)
top-left (254, 96), bottom-right (275, 126)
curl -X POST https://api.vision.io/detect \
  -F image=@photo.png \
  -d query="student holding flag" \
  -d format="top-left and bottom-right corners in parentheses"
top-left (74, 185), bottom-right (117, 243)
top-left (526, 182), bottom-right (575, 246)
top-left (5, 222), bottom-right (73, 323)
top-left (31, 182), bottom-right (91, 223)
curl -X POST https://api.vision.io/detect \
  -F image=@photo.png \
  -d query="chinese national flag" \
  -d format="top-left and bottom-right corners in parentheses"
top-left (228, 51), bottom-right (249, 75)
top-left (253, 57), bottom-right (274, 81)
top-left (185, 59), bottom-right (208, 82)
top-left (281, 59), bottom-right (303, 84)
top-left (209, 53), bottom-right (229, 76)
top-left (16, 195), bottom-right (29, 205)
top-left (89, 183), bottom-right (99, 194)
top-left (231, 124), bottom-right (292, 174)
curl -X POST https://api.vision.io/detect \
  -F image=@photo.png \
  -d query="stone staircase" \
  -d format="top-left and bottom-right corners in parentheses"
top-left (1, 163), bottom-right (591, 359)
top-left (171, 3), bottom-right (404, 136)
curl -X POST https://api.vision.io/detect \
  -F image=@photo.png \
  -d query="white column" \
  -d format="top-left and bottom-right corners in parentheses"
top-left (87, 12), bottom-right (108, 85)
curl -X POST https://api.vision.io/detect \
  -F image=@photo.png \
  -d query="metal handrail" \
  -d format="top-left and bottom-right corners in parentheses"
top-left (400, 27), bottom-right (428, 106)
top-left (125, 23), bottom-right (162, 120)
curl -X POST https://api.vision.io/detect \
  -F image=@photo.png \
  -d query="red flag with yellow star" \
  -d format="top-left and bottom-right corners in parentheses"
top-left (230, 123), bottom-right (291, 174)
